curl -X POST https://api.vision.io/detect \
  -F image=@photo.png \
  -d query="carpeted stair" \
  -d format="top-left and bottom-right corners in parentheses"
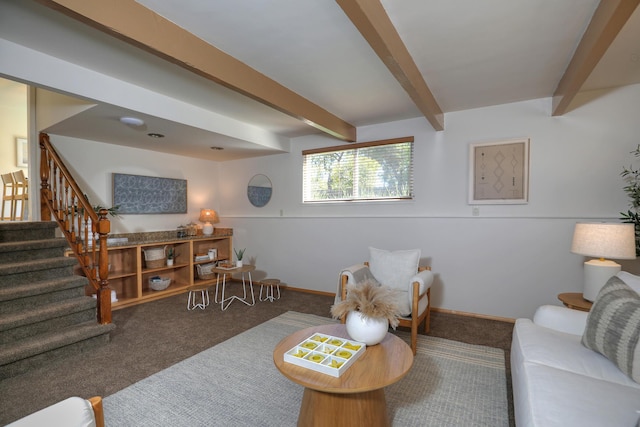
top-left (0, 221), bottom-right (115, 379)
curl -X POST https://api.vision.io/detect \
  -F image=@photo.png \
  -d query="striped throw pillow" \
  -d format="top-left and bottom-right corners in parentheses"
top-left (582, 276), bottom-right (640, 383)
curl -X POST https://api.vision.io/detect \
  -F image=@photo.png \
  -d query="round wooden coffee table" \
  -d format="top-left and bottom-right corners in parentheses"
top-left (273, 324), bottom-right (413, 427)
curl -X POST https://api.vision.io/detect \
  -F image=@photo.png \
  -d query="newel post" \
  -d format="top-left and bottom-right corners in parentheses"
top-left (96, 209), bottom-right (112, 324)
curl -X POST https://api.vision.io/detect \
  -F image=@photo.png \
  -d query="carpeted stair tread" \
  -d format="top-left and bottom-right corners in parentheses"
top-left (0, 321), bottom-right (116, 366)
top-left (0, 257), bottom-right (77, 278)
top-left (0, 275), bottom-right (88, 302)
top-left (0, 221), bottom-right (58, 242)
top-left (0, 238), bottom-right (68, 253)
top-left (0, 297), bottom-right (96, 333)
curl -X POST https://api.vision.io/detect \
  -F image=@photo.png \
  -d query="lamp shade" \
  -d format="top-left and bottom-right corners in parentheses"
top-left (199, 209), bottom-right (219, 224)
top-left (570, 223), bottom-right (636, 260)
top-left (571, 222), bottom-right (637, 301)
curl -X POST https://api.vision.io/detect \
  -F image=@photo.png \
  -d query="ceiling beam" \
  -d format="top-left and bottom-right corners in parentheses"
top-left (552, 0), bottom-right (640, 116)
top-left (336, 0), bottom-right (444, 131)
top-left (34, 0), bottom-right (357, 142)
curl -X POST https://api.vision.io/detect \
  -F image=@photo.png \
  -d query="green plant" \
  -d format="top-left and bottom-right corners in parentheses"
top-left (167, 247), bottom-right (174, 260)
top-left (234, 248), bottom-right (245, 261)
top-left (620, 144), bottom-right (640, 255)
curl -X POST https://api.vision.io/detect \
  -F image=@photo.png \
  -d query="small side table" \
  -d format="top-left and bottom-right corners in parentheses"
top-left (258, 278), bottom-right (281, 302)
top-left (557, 292), bottom-right (592, 312)
top-left (212, 264), bottom-right (256, 311)
top-left (186, 284), bottom-right (210, 310)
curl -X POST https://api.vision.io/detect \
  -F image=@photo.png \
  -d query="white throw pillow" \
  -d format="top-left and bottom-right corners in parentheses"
top-left (368, 247), bottom-right (420, 292)
top-left (617, 271), bottom-right (640, 295)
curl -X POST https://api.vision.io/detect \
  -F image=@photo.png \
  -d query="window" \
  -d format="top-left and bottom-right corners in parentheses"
top-left (302, 137), bottom-right (414, 203)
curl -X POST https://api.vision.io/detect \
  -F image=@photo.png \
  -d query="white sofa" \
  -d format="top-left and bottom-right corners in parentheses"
top-left (511, 272), bottom-right (640, 427)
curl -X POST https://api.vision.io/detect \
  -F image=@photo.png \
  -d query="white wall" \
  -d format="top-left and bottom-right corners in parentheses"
top-left (0, 79), bottom-right (27, 219)
top-left (218, 86), bottom-right (640, 319)
top-left (51, 135), bottom-right (220, 234)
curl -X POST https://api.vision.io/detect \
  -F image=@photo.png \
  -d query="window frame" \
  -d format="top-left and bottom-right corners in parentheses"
top-left (302, 136), bottom-right (414, 204)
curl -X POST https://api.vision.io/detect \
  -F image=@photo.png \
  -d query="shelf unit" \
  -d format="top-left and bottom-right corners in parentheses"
top-left (75, 234), bottom-right (233, 309)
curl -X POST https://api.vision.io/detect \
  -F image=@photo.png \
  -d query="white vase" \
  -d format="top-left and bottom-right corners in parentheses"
top-left (236, 260), bottom-right (243, 267)
top-left (345, 310), bottom-right (388, 346)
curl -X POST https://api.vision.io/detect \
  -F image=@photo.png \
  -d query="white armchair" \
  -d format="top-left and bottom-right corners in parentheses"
top-left (339, 248), bottom-right (434, 355)
top-left (7, 396), bottom-right (104, 427)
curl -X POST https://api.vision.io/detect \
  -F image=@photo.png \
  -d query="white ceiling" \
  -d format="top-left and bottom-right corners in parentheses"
top-left (7, 0), bottom-right (640, 160)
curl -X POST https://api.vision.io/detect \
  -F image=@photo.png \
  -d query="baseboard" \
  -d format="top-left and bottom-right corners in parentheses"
top-left (287, 286), bottom-right (335, 297)
top-left (432, 307), bottom-right (515, 323)
top-left (290, 287), bottom-right (515, 323)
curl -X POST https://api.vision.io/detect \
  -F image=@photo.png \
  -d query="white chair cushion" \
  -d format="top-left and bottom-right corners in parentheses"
top-left (6, 397), bottom-right (96, 427)
top-left (368, 247), bottom-right (421, 315)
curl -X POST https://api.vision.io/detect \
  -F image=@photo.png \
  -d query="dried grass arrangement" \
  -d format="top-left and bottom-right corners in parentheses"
top-left (331, 280), bottom-right (402, 329)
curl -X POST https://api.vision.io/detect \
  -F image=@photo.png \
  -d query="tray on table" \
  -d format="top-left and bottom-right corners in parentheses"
top-left (283, 332), bottom-right (366, 377)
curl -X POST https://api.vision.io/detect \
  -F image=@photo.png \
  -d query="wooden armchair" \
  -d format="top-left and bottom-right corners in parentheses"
top-left (339, 248), bottom-right (434, 355)
top-left (7, 396), bottom-right (104, 427)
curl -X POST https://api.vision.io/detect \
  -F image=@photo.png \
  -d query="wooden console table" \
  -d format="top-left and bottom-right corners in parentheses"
top-left (273, 324), bottom-right (413, 427)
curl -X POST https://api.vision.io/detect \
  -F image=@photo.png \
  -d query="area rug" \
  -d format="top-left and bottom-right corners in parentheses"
top-left (104, 311), bottom-right (508, 426)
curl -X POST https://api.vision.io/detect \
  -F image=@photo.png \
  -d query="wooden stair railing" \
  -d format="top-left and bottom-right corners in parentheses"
top-left (39, 132), bottom-right (112, 324)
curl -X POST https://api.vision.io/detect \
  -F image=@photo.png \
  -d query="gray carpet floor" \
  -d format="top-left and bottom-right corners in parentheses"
top-left (104, 311), bottom-right (508, 426)
top-left (0, 287), bottom-right (514, 425)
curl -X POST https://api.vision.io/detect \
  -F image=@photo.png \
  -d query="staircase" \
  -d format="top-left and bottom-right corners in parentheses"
top-left (0, 221), bottom-right (115, 380)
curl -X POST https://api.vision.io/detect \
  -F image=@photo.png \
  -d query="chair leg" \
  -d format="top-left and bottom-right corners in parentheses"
top-left (424, 288), bottom-right (431, 333)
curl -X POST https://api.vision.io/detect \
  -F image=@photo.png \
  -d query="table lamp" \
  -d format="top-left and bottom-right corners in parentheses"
top-left (570, 222), bottom-right (636, 301)
top-left (199, 209), bottom-right (219, 236)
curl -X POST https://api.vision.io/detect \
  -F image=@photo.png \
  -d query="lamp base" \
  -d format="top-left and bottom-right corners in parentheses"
top-left (583, 259), bottom-right (620, 302)
top-left (202, 223), bottom-right (213, 236)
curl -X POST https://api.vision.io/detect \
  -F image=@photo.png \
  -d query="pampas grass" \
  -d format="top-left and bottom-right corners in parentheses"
top-left (331, 280), bottom-right (401, 329)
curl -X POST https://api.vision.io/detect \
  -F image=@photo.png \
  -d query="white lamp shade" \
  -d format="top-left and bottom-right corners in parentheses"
top-left (570, 223), bottom-right (636, 260)
top-left (571, 222), bottom-right (636, 301)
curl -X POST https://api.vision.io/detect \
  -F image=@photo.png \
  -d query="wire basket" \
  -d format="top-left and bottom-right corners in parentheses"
top-left (197, 262), bottom-right (217, 280)
top-left (149, 277), bottom-right (171, 291)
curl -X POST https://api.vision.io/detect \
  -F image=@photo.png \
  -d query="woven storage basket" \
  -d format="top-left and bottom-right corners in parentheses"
top-left (144, 246), bottom-right (166, 269)
top-left (197, 262), bottom-right (217, 280)
top-left (145, 258), bottom-right (165, 269)
top-left (149, 277), bottom-right (171, 291)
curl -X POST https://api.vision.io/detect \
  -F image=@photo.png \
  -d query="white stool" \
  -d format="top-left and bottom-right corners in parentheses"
top-left (187, 284), bottom-right (210, 310)
top-left (259, 278), bottom-right (281, 302)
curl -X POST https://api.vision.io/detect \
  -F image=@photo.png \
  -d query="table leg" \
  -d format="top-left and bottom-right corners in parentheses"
top-left (219, 271), bottom-right (255, 310)
top-left (297, 388), bottom-right (389, 427)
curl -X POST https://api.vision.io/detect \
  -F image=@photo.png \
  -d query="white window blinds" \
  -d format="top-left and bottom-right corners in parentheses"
top-left (302, 137), bottom-right (414, 203)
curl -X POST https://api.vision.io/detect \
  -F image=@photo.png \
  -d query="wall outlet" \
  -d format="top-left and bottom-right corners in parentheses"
top-left (472, 207), bottom-right (480, 216)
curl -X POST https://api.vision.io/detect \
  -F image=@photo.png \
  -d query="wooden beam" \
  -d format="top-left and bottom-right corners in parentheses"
top-left (35, 0), bottom-right (357, 141)
top-left (336, 0), bottom-right (444, 131)
top-left (552, 0), bottom-right (640, 115)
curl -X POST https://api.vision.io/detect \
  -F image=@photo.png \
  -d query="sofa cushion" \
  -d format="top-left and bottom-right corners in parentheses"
top-left (582, 276), bottom-right (640, 383)
top-left (512, 361), bottom-right (640, 427)
top-left (512, 318), bottom-right (640, 388)
top-left (617, 271), bottom-right (640, 294)
top-left (368, 247), bottom-right (420, 315)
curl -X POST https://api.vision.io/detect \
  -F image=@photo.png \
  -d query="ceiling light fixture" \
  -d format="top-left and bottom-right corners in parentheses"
top-left (119, 116), bottom-right (145, 126)
top-left (147, 133), bottom-right (165, 138)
